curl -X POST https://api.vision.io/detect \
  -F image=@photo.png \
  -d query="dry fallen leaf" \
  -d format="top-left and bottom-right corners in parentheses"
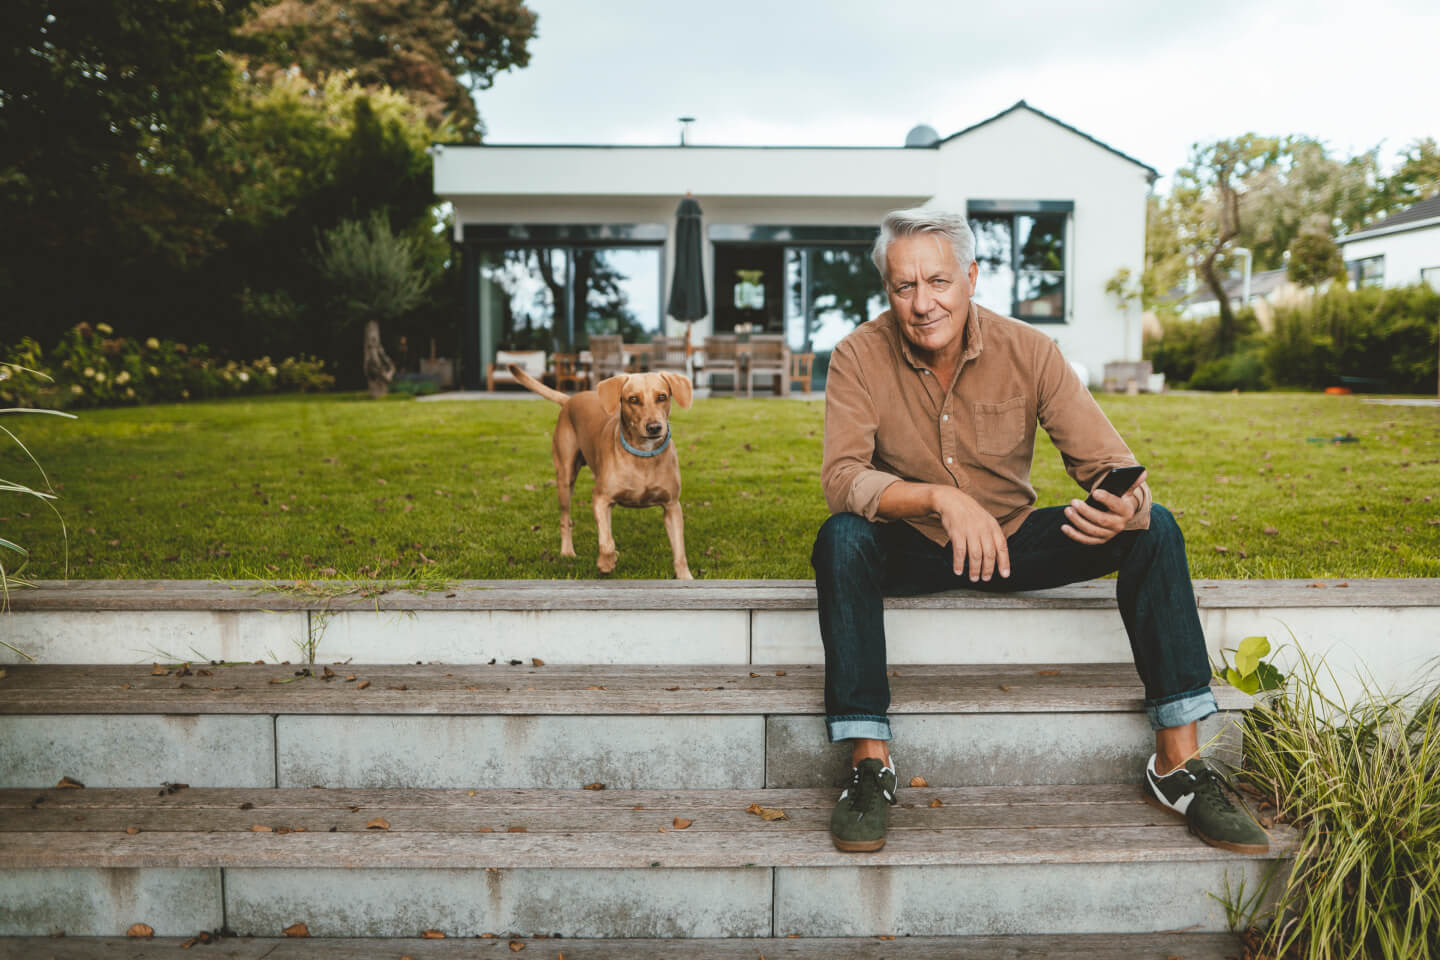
top-left (664, 685), bottom-right (681, 691)
top-left (774, 670), bottom-right (786, 676)
top-left (673, 817), bottom-right (693, 830)
top-left (929, 798), bottom-right (944, 808)
top-left (125, 825), bottom-right (140, 835)
top-left (998, 684), bottom-right (1012, 692)
top-left (749, 672), bottom-right (761, 678)
top-left (422, 930), bottom-right (445, 939)
top-left (1036, 669), bottom-right (1061, 676)
top-left (507, 825), bottom-right (528, 833)
top-left (510, 943), bottom-right (526, 952)
top-left (356, 680), bottom-right (371, 690)
top-left (583, 782), bottom-right (606, 791)
top-left (251, 825), bottom-right (272, 832)
top-left (151, 663), bottom-right (168, 676)
top-left (909, 776), bottom-right (928, 788)
top-left (239, 801), bottom-right (254, 810)
top-left (531, 657), bottom-right (545, 667)
top-left (283, 922), bottom-right (309, 938)
top-left (127, 923), bottom-right (154, 938)
top-left (56, 776), bottom-right (85, 789)
top-left (477, 826), bottom-right (494, 833)
top-left (746, 802), bottom-right (788, 821)
top-left (365, 817), bottom-right (390, 830)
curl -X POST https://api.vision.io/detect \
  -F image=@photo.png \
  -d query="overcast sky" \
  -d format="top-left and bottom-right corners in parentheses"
top-left (473, 0), bottom-right (1438, 189)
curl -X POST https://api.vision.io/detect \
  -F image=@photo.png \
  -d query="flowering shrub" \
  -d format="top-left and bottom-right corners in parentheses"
top-left (0, 324), bottom-right (334, 409)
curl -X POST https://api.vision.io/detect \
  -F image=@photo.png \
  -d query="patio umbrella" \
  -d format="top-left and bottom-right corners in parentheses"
top-left (666, 195), bottom-right (708, 375)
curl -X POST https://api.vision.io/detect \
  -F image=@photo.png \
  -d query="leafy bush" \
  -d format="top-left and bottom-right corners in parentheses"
top-left (1186, 346), bottom-right (1268, 392)
top-left (1265, 284), bottom-right (1440, 392)
top-left (1144, 308), bottom-right (1262, 385)
top-left (0, 324), bottom-right (334, 409)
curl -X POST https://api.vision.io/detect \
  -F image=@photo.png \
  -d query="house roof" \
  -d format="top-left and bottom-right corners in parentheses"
top-left (937, 100), bottom-right (1159, 179)
top-left (1175, 268), bottom-right (1291, 307)
top-left (1339, 194), bottom-right (1440, 244)
top-left (432, 101), bottom-right (1159, 179)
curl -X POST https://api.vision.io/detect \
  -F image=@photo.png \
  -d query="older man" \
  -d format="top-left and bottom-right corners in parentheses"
top-left (813, 207), bottom-right (1268, 856)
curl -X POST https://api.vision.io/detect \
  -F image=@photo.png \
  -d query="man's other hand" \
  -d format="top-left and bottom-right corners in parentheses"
top-left (1062, 471), bottom-right (1147, 545)
top-left (932, 487), bottom-right (1011, 582)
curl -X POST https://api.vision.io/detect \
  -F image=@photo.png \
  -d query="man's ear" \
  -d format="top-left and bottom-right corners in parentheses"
top-left (660, 371), bottom-right (693, 409)
top-left (596, 375), bottom-right (626, 415)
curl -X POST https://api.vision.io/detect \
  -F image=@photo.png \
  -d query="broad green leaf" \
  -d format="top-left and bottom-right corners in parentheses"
top-left (1234, 635), bottom-right (1270, 676)
top-left (1255, 661), bottom-right (1285, 692)
top-left (1225, 666), bottom-right (1260, 695)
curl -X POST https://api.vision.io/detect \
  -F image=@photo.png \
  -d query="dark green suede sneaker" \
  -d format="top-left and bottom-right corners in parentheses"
top-left (830, 757), bottom-right (898, 852)
top-left (1144, 755), bottom-right (1270, 855)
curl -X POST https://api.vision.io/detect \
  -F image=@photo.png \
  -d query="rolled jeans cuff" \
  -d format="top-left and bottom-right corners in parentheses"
top-left (826, 715), bottom-right (891, 743)
top-left (1145, 686), bottom-right (1219, 732)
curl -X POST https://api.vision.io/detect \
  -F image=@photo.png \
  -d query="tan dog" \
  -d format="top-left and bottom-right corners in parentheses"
top-left (508, 363), bottom-right (694, 579)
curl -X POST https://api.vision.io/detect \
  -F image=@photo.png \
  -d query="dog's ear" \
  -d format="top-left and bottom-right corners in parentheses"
top-left (660, 372), bottom-right (693, 409)
top-left (596, 375), bottom-right (627, 415)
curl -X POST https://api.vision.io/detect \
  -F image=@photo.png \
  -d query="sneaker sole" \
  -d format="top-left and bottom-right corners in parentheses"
top-left (831, 835), bottom-right (886, 852)
top-left (1142, 791), bottom-right (1270, 855)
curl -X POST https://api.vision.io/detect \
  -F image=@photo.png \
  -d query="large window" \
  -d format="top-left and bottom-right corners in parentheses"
top-left (970, 204), bottom-right (1069, 323)
top-left (464, 226), bottom-right (665, 384)
top-left (1351, 255), bottom-right (1385, 288)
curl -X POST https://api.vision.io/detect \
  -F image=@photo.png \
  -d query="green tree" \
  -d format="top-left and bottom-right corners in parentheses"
top-left (238, 0), bottom-right (538, 137)
top-left (1286, 232), bottom-right (1345, 290)
top-left (1380, 138), bottom-right (1440, 212)
top-left (315, 211), bottom-right (434, 397)
top-left (1172, 135), bottom-right (1281, 355)
top-left (0, 0), bottom-right (248, 346)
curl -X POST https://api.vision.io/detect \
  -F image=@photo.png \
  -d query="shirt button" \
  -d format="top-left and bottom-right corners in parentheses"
top-left (942, 414), bottom-right (949, 421)
top-left (945, 456), bottom-right (953, 464)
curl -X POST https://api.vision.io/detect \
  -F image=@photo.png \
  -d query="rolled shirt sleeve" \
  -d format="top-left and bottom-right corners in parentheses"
top-left (820, 339), bottom-right (902, 520)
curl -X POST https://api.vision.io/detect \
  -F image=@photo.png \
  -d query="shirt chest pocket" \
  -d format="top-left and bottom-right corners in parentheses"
top-left (971, 396), bottom-right (1029, 457)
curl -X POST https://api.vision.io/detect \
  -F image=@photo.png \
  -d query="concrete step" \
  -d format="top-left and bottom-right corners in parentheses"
top-left (4, 579), bottom-right (1434, 706)
top-left (0, 785), bottom-right (1292, 938)
top-left (0, 932), bottom-right (1250, 958)
top-left (0, 664), bottom-right (1247, 789)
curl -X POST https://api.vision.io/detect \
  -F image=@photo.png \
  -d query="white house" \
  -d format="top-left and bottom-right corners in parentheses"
top-left (1337, 195), bottom-right (1440, 291)
top-left (433, 101), bottom-right (1157, 390)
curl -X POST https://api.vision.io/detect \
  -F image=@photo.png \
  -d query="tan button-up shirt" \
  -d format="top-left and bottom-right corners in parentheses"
top-left (821, 299), bottom-right (1151, 544)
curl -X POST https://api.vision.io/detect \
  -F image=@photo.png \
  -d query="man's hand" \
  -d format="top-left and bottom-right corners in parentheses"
top-left (932, 486), bottom-right (1010, 582)
top-left (1062, 472), bottom-right (1147, 545)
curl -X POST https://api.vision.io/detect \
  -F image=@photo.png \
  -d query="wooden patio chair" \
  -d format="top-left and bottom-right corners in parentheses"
top-left (744, 334), bottom-right (789, 396)
top-left (702, 335), bottom-right (739, 393)
top-left (649, 336), bottom-right (690, 376)
top-left (788, 351), bottom-right (815, 394)
top-left (551, 353), bottom-right (587, 392)
top-left (589, 335), bottom-right (626, 382)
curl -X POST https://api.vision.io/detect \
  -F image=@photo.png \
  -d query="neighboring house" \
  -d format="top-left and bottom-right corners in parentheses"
top-left (1172, 268), bottom-right (1301, 329)
top-left (1337, 195), bottom-right (1440, 291)
top-left (433, 101), bottom-right (1157, 389)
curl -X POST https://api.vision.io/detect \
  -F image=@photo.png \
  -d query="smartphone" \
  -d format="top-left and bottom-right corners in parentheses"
top-left (1083, 464), bottom-right (1146, 511)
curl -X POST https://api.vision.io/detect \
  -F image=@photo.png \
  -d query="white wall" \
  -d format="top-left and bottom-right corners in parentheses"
top-left (931, 110), bottom-right (1151, 382)
top-left (435, 108), bottom-right (1154, 382)
top-left (1338, 222), bottom-right (1440, 289)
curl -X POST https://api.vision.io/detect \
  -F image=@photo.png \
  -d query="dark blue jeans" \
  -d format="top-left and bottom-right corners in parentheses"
top-left (810, 504), bottom-right (1216, 742)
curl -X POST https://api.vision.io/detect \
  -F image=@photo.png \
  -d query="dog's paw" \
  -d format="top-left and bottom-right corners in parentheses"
top-left (560, 545), bottom-right (576, 558)
top-left (596, 552), bottom-right (617, 574)
top-left (675, 566), bottom-right (694, 580)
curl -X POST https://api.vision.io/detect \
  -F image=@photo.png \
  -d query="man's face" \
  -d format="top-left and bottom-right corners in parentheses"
top-left (883, 232), bottom-right (979, 364)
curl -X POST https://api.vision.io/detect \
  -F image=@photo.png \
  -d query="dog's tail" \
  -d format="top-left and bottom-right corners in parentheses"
top-left (507, 363), bottom-right (574, 405)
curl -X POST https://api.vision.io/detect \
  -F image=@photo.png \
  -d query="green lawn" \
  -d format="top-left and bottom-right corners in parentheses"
top-left (2, 391), bottom-right (1437, 581)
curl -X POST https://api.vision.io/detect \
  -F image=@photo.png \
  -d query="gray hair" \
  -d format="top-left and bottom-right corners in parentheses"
top-left (871, 208), bottom-right (976, 285)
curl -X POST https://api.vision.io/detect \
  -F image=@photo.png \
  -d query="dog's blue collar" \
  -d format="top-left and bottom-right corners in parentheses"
top-left (621, 428), bottom-right (671, 458)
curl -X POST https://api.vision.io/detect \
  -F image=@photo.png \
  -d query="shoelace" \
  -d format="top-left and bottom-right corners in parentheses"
top-left (843, 764), bottom-right (889, 813)
top-left (1189, 765), bottom-right (1239, 812)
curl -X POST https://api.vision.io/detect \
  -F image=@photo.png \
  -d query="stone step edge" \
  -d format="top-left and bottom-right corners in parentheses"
top-left (8, 577), bottom-right (1431, 612)
top-left (0, 932), bottom-right (1248, 958)
top-left (0, 663), bottom-right (1256, 714)
top-left (0, 784), bottom-right (1296, 869)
